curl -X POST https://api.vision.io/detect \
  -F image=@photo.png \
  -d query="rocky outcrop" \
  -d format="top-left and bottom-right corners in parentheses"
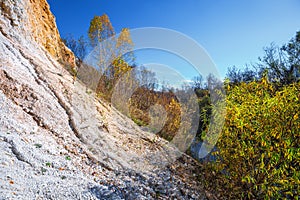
top-left (0, 0), bottom-right (207, 199)
top-left (0, 0), bottom-right (75, 66)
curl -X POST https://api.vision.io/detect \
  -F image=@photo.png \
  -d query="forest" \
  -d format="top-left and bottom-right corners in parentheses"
top-left (62, 14), bottom-right (299, 199)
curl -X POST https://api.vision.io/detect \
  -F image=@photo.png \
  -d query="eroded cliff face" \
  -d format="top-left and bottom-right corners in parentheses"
top-left (0, 0), bottom-right (75, 66)
top-left (0, 0), bottom-right (206, 199)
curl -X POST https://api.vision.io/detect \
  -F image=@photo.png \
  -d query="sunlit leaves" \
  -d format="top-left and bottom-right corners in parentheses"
top-left (88, 14), bottom-right (135, 100)
top-left (88, 14), bottom-right (115, 47)
top-left (203, 77), bottom-right (300, 199)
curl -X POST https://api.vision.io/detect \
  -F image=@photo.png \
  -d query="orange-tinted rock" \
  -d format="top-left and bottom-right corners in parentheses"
top-left (0, 0), bottom-right (75, 67)
top-left (27, 0), bottom-right (75, 66)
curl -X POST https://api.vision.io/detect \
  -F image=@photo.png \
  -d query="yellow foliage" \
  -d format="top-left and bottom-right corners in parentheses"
top-left (203, 79), bottom-right (300, 199)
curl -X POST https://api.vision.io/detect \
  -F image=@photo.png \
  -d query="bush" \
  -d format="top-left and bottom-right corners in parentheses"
top-left (203, 77), bottom-right (300, 199)
top-left (129, 88), bottom-right (182, 141)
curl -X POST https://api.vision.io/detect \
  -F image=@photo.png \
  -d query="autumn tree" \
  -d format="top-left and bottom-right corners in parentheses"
top-left (111, 28), bottom-right (135, 81)
top-left (88, 14), bottom-right (135, 99)
top-left (116, 28), bottom-right (134, 62)
top-left (88, 14), bottom-right (115, 75)
top-left (88, 14), bottom-right (115, 47)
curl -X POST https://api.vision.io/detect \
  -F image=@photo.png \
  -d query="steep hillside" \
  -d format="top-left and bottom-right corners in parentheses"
top-left (0, 0), bottom-right (208, 199)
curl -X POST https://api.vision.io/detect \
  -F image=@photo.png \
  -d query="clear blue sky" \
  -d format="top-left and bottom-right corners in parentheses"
top-left (48, 0), bottom-right (300, 81)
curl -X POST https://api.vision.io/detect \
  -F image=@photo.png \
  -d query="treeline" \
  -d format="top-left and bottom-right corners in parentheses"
top-left (226, 31), bottom-right (300, 86)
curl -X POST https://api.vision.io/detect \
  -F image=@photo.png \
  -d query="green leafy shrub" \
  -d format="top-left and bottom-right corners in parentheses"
top-left (203, 77), bottom-right (300, 199)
